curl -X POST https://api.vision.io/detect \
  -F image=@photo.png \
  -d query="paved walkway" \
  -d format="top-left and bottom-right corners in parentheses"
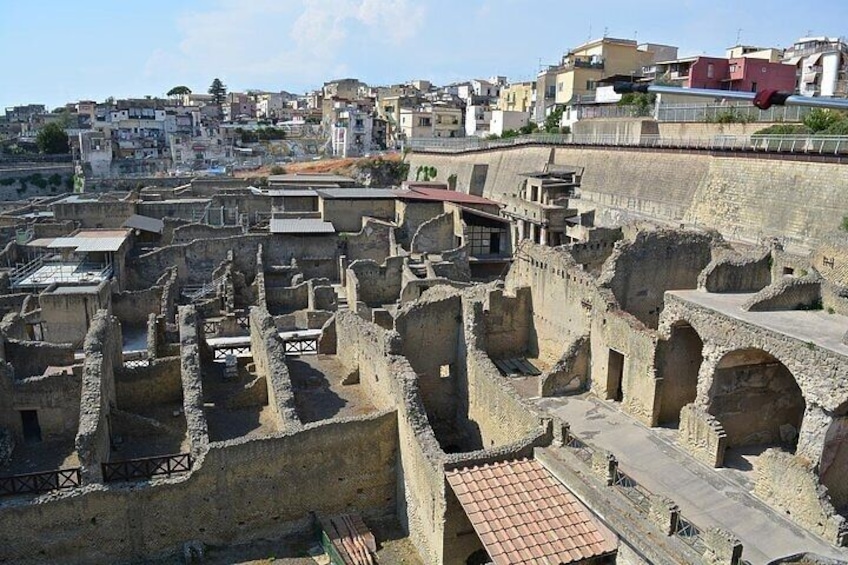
top-left (535, 394), bottom-right (848, 564)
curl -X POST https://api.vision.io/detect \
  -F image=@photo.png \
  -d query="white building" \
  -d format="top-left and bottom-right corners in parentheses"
top-left (783, 37), bottom-right (848, 97)
top-left (489, 110), bottom-right (531, 137)
top-left (465, 105), bottom-right (492, 137)
top-left (330, 106), bottom-right (374, 157)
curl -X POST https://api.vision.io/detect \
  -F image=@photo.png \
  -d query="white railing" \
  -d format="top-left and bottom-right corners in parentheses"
top-left (406, 133), bottom-right (848, 155)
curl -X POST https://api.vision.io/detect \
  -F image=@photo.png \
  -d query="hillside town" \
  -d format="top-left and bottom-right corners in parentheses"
top-left (0, 21), bottom-right (848, 565)
top-left (4, 34), bottom-right (848, 179)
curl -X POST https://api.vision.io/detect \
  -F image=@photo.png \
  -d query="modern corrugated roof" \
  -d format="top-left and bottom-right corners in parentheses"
top-left (394, 187), bottom-right (499, 206)
top-left (269, 218), bottom-right (336, 234)
top-left (250, 187), bottom-right (318, 197)
top-left (316, 188), bottom-right (398, 199)
top-left (123, 214), bottom-right (164, 234)
top-left (445, 458), bottom-right (618, 565)
top-left (47, 230), bottom-right (129, 252)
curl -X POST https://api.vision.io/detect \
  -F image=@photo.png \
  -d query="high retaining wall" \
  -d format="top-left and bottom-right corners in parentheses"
top-left (408, 144), bottom-right (848, 248)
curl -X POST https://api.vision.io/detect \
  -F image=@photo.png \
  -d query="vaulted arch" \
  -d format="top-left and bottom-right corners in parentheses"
top-left (657, 321), bottom-right (703, 426)
top-left (707, 348), bottom-right (805, 454)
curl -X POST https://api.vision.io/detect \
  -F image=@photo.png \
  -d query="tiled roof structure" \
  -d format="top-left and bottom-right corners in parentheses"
top-left (445, 458), bottom-right (617, 565)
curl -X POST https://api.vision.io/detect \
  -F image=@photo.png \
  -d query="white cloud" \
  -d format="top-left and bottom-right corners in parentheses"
top-left (144, 0), bottom-right (427, 91)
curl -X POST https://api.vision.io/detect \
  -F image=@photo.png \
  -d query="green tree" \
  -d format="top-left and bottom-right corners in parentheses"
top-left (617, 92), bottom-right (655, 117)
top-left (167, 86), bottom-right (192, 97)
top-left (544, 107), bottom-right (564, 133)
top-left (519, 122), bottom-right (539, 135)
top-left (803, 108), bottom-right (845, 133)
top-left (208, 78), bottom-right (227, 105)
top-left (36, 122), bottom-right (69, 154)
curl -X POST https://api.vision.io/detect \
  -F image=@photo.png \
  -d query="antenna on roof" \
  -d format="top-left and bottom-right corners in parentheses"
top-left (736, 28), bottom-right (742, 44)
top-left (603, 27), bottom-right (608, 38)
top-left (588, 22), bottom-right (592, 41)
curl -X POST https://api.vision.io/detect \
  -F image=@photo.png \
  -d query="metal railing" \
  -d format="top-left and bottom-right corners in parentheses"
top-left (562, 427), bottom-right (709, 553)
top-left (407, 132), bottom-right (848, 155)
top-left (122, 350), bottom-right (149, 369)
top-left (102, 453), bottom-right (192, 483)
top-left (283, 336), bottom-right (318, 356)
top-left (182, 274), bottom-right (226, 303)
top-left (655, 102), bottom-right (809, 123)
top-left (0, 467), bottom-right (81, 496)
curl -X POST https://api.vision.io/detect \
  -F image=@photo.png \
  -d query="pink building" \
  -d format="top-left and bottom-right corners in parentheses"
top-left (656, 56), bottom-right (796, 92)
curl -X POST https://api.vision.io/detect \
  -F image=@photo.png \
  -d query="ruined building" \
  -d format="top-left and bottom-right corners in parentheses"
top-left (0, 141), bottom-right (844, 565)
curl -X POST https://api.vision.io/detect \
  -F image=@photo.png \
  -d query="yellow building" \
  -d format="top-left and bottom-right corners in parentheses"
top-left (498, 81), bottom-right (535, 113)
top-left (554, 38), bottom-right (674, 105)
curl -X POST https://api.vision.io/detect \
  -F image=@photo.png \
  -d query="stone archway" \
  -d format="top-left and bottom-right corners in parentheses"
top-left (707, 348), bottom-right (805, 455)
top-left (657, 321), bottom-right (703, 426)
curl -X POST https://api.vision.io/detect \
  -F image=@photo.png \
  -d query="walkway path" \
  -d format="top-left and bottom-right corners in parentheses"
top-left (535, 394), bottom-right (848, 564)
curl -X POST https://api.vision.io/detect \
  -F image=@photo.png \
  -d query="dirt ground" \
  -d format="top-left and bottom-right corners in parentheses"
top-left (234, 153), bottom-right (401, 179)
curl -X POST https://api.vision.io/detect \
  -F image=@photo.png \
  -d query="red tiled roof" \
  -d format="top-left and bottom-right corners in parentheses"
top-left (393, 187), bottom-right (500, 206)
top-left (445, 458), bottom-right (617, 565)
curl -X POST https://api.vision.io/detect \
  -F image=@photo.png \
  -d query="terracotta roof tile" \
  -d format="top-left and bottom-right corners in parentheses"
top-left (445, 458), bottom-right (618, 564)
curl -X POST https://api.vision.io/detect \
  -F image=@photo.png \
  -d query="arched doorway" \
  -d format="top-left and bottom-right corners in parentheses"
top-left (707, 349), bottom-right (805, 463)
top-left (658, 322), bottom-right (703, 426)
top-left (821, 400), bottom-right (848, 513)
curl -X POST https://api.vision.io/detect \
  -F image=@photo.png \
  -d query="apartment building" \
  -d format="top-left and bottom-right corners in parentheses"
top-left (783, 36), bottom-right (848, 97)
top-left (554, 38), bottom-right (676, 105)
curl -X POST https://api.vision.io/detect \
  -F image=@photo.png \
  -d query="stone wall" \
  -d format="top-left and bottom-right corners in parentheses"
top-left (265, 280), bottom-right (310, 315)
top-left (397, 200), bottom-right (445, 247)
top-left (178, 306), bottom-right (209, 458)
top-left (0, 362), bottom-right (82, 442)
top-left (742, 276), bottom-right (822, 311)
top-left (698, 250), bottom-right (772, 293)
top-left (461, 296), bottom-right (550, 450)
top-left (320, 198), bottom-right (396, 232)
top-left (114, 356), bottom-right (182, 414)
top-left (334, 311), bottom-right (447, 564)
top-left (407, 145), bottom-right (848, 248)
top-left (75, 311), bottom-right (122, 483)
top-left (172, 223), bottom-right (243, 244)
top-left (0, 165), bottom-right (75, 201)
top-left (52, 197), bottom-right (136, 229)
top-left (754, 448), bottom-right (846, 546)
top-left (539, 335), bottom-right (591, 397)
top-left (344, 218), bottom-right (395, 263)
top-left (112, 284), bottom-right (163, 327)
top-left (0, 411), bottom-right (399, 564)
top-left (346, 257), bottom-right (403, 308)
top-left (39, 280), bottom-right (112, 346)
top-left (481, 286), bottom-right (533, 360)
top-left (3, 339), bottom-right (75, 379)
top-left (249, 305), bottom-right (300, 430)
top-left (505, 242), bottom-right (595, 365)
top-left (394, 291), bottom-right (462, 441)
top-left (411, 212), bottom-right (455, 254)
top-left (597, 229), bottom-right (716, 329)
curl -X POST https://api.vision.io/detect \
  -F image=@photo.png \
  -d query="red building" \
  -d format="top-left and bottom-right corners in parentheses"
top-left (656, 56), bottom-right (796, 92)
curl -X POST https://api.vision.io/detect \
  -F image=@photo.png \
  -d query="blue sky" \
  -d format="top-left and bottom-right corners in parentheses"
top-left (1, 0), bottom-right (846, 109)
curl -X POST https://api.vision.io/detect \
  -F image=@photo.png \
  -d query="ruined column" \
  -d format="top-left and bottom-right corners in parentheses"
top-left (540, 226), bottom-right (548, 246)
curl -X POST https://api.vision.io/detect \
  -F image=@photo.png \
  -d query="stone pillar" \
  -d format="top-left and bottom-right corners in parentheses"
top-left (649, 494), bottom-right (680, 535)
top-left (796, 403), bottom-right (832, 465)
top-left (517, 220), bottom-right (525, 241)
top-left (540, 226), bottom-right (548, 246)
top-left (702, 528), bottom-right (743, 565)
top-left (591, 449), bottom-right (618, 485)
